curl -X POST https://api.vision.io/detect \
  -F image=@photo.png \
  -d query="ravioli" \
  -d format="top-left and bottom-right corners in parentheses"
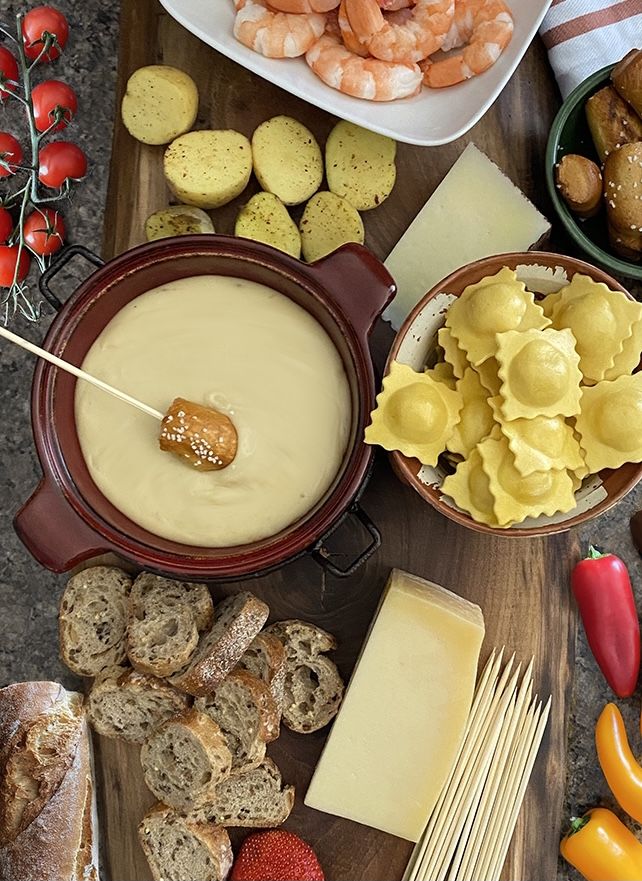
top-left (603, 318), bottom-right (642, 381)
top-left (446, 368), bottom-right (496, 458)
top-left (364, 361), bottom-right (463, 465)
top-left (479, 434), bottom-right (577, 526)
top-left (425, 360), bottom-right (457, 389)
top-left (496, 327), bottom-right (582, 420)
top-left (474, 357), bottom-right (502, 397)
top-left (441, 445), bottom-right (501, 527)
top-left (541, 290), bottom-right (562, 319)
top-left (437, 326), bottom-right (468, 379)
top-left (446, 267), bottom-right (550, 366)
top-left (495, 411), bottom-right (585, 476)
top-left (575, 373), bottom-right (642, 472)
top-left (550, 274), bottom-right (642, 383)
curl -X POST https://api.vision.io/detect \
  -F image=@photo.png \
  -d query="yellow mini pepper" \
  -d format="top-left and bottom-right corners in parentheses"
top-left (560, 807), bottom-right (642, 881)
top-left (596, 703), bottom-right (642, 824)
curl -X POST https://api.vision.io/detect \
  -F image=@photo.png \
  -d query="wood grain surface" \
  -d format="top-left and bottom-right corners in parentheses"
top-left (98, 3), bottom-right (578, 879)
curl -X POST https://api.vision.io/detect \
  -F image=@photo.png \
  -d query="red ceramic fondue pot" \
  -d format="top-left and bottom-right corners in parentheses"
top-left (14, 236), bottom-right (395, 580)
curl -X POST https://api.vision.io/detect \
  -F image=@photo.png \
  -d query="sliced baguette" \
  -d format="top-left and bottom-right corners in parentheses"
top-left (87, 665), bottom-right (191, 743)
top-left (195, 669), bottom-right (278, 772)
top-left (189, 758), bottom-right (295, 828)
top-left (170, 592), bottom-right (269, 697)
top-left (139, 804), bottom-right (232, 881)
top-left (129, 574), bottom-right (214, 632)
top-left (237, 632), bottom-right (286, 712)
top-left (127, 604), bottom-right (199, 678)
top-left (265, 620), bottom-right (344, 733)
top-left (140, 709), bottom-right (232, 813)
top-left (59, 566), bottom-right (132, 676)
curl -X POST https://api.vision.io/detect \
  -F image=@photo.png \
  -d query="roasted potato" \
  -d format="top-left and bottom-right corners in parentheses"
top-left (235, 192), bottom-right (301, 258)
top-left (585, 85), bottom-right (642, 162)
top-left (325, 120), bottom-right (397, 210)
top-left (604, 142), bottom-right (642, 260)
top-left (164, 130), bottom-right (252, 209)
top-left (612, 48), bottom-right (642, 118)
top-left (299, 191), bottom-right (365, 262)
top-left (555, 154), bottom-right (602, 219)
top-left (145, 205), bottom-right (215, 241)
top-left (252, 116), bottom-right (323, 206)
top-left (121, 65), bottom-right (198, 145)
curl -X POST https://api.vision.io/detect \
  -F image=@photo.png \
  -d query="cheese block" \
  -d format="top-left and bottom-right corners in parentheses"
top-left (383, 144), bottom-right (551, 331)
top-left (304, 569), bottom-right (485, 841)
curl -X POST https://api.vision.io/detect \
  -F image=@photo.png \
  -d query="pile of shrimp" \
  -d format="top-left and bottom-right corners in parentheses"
top-left (232, 0), bottom-right (514, 102)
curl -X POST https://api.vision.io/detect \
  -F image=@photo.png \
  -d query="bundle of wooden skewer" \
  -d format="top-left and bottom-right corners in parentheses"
top-left (403, 648), bottom-right (551, 881)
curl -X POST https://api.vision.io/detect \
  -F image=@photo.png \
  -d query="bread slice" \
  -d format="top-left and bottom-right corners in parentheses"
top-left (127, 604), bottom-right (199, 678)
top-left (59, 566), bottom-right (132, 676)
top-left (237, 632), bottom-right (286, 712)
top-left (265, 620), bottom-right (345, 733)
top-left (0, 685), bottom-right (84, 845)
top-left (87, 665), bottom-right (191, 743)
top-left (170, 592), bottom-right (269, 697)
top-left (189, 758), bottom-right (295, 828)
top-left (195, 669), bottom-right (278, 772)
top-left (139, 804), bottom-right (232, 881)
top-left (140, 709), bottom-right (232, 813)
top-left (130, 574), bottom-right (214, 632)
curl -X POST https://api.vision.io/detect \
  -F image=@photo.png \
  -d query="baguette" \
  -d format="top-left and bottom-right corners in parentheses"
top-left (237, 631), bottom-right (286, 711)
top-left (139, 804), bottom-right (232, 881)
top-left (0, 682), bottom-right (98, 881)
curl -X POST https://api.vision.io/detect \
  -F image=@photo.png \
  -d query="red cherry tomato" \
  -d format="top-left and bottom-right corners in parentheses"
top-left (22, 6), bottom-right (69, 62)
top-left (38, 141), bottom-right (87, 188)
top-left (32, 80), bottom-right (78, 132)
top-left (0, 245), bottom-right (30, 287)
top-left (23, 207), bottom-right (65, 256)
top-left (0, 47), bottom-right (19, 101)
top-left (0, 133), bottom-right (23, 177)
top-left (0, 208), bottom-right (13, 244)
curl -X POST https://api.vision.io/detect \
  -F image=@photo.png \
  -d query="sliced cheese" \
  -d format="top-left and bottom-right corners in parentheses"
top-left (383, 144), bottom-right (551, 331)
top-left (304, 569), bottom-right (485, 841)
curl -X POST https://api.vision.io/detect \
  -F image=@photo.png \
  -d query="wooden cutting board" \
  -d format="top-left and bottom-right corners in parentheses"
top-left (97, 3), bottom-right (578, 879)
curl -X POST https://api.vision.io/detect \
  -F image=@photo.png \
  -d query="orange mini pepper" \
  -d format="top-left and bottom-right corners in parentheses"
top-left (596, 703), bottom-right (642, 824)
top-left (560, 807), bottom-right (642, 881)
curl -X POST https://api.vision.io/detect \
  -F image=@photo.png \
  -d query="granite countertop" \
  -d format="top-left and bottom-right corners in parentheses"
top-left (0, 4), bottom-right (640, 881)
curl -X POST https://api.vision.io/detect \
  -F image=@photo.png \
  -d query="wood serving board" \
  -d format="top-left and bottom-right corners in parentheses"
top-left (97, 3), bottom-right (578, 879)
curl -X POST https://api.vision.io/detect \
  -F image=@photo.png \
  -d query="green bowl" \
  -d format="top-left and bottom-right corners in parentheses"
top-left (545, 63), bottom-right (642, 281)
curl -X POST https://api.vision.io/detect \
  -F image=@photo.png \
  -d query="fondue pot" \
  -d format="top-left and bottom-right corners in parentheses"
top-left (14, 236), bottom-right (395, 580)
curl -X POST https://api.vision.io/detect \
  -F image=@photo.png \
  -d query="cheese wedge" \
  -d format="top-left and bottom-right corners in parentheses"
top-left (304, 569), bottom-right (485, 841)
top-left (383, 144), bottom-right (551, 331)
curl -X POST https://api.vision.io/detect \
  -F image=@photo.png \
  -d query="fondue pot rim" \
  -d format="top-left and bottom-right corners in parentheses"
top-left (18, 236), bottom-right (395, 580)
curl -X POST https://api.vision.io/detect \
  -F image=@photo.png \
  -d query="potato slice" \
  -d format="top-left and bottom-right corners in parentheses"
top-left (235, 192), bottom-right (301, 258)
top-left (299, 191), bottom-right (365, 262)
top-left (252, 116), bottom-right (323, 206)
top-left (145, 205), bottom-right (215, 241)
top-left (326, 120), bottom-right (396, 211)
top-left (121, 65), bottom-right (199, 146)
top-left (164, 130), bottom-right (252, 209)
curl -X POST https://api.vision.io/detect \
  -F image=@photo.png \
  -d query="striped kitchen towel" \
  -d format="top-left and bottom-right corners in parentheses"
top-left (540, 0), bottom-right (642, 98)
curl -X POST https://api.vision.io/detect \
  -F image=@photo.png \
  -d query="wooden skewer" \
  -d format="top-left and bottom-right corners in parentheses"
top-left (0, 324), bottom-right (163, 420)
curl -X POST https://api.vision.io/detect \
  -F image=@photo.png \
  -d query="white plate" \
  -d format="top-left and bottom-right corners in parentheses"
top-left (159, 0), bottom-right (552, 146)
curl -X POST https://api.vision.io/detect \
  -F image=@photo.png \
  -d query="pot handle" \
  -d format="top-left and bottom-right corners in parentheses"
top-left (308, 244), bottom-right (396, 338)
top-left (311, 502), bottom-right (381, 578)
top-left (14, 478), bottom-right (110, 573)
top-left (39, 244), bottom-right (105, 311)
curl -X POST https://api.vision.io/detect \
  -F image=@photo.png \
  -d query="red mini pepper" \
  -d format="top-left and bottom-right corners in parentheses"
top-left (571, 546), bottom-right (640, 697)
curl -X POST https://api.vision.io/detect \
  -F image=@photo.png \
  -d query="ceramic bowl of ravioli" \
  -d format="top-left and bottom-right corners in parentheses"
top-left (14, 235), bottom-right (395, 580)
top-left (386, 251), bottom-right (642, 537)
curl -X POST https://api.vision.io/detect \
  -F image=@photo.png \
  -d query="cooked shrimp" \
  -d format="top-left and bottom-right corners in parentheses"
top-left (421, 0), bottom-right (513, 87)
top-left (306, 33), bottom-right (423, 100)
top-left (234, 0), bottom-right (327, 57)
top-left (268, 0), bottom-right (340, 12)
top-left (346, 0), bottom-right (454, 63)
top-left (338, 0), bottom-right (369, 56)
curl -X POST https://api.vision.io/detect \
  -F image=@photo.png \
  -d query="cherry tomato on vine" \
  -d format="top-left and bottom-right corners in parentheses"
top-left (0, 47), bottom-right (19, 102)
top-left (23, 207), bottom-right (65, 256)
top-left (32, 80), bottom-right (78, 132)
top-left (0, 245), bottom-right (30, 287)
top-left (22, 6), bottom-right (69, 63)
top-left (0, 133), bottom-right (23, 177)
top-left (38, 141), bottom-right (87, 188)
top-left (0, 208), bottom-right (13, 244)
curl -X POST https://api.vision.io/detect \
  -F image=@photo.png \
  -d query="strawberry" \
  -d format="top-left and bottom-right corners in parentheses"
top-left (230, 830), bottom-right (325, 881)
